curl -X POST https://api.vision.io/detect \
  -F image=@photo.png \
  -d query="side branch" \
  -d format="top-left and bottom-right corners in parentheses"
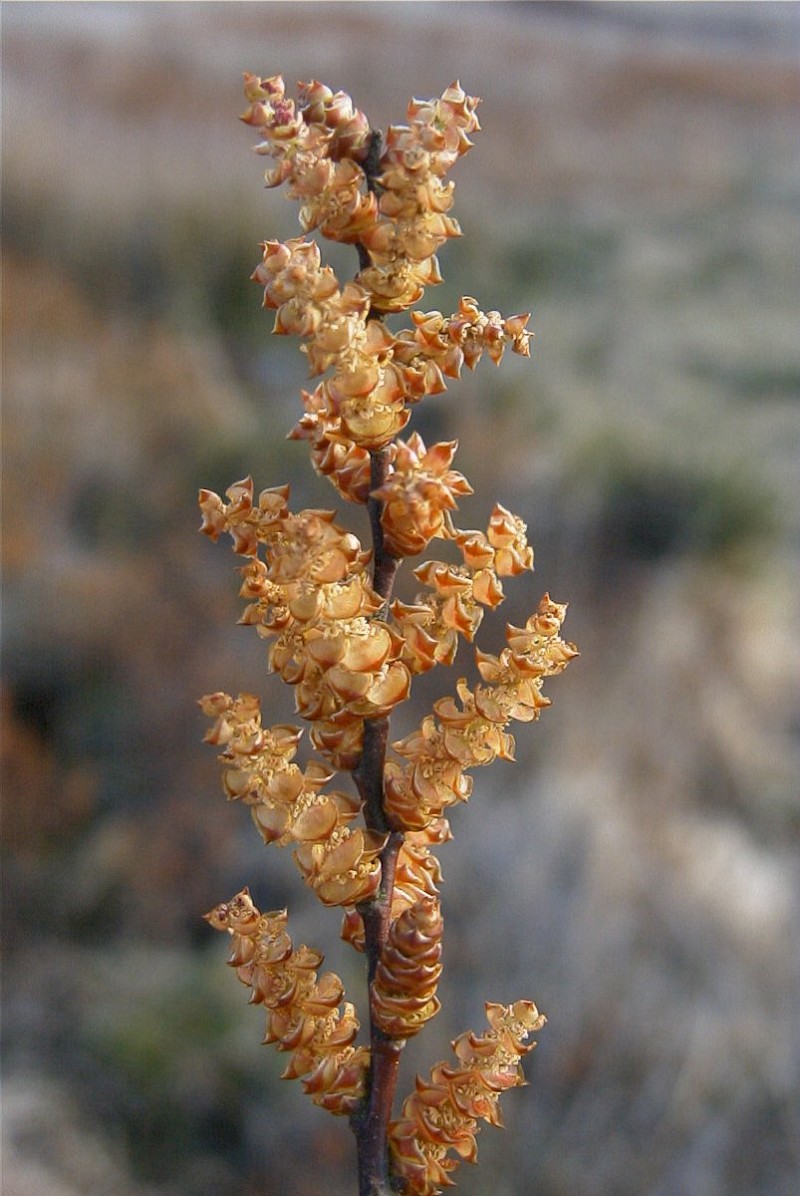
top-left (356, 128), bottom-right (384, 276)
top-left (367, 445), bottom-right (401, 604)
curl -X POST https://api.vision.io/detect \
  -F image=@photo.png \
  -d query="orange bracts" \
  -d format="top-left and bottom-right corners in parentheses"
top-left (205, 889), bottom-right (368, 1114)
top-left (388, 1001), bottom-right (546, 1193)
top-left (372, 896), bottom-right (443, 1039)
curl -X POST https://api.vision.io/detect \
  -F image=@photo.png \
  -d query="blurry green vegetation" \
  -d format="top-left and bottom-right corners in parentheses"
top-left (687, 358), bottom-right (800, 401)
top-left (79, 951), bottom-right (257, 1185)
top-left (502, 221), bottom-right (620, 295)
top-left (70, 474), bottom-right (167, 553)
top-left (2, 185), bottom-right (269, 346)
top-left (570, 431), bottom-right (779, 565)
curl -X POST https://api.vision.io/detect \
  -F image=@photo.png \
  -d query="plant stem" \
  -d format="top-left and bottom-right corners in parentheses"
top-left (350, 127), bottom-right (406, 1191)
top-left (351, 445), bottom-right (405, 1195)
top-left (352, 832), bottom-right (405, 1196)
top-left (356, 129), bottom-right (384, 275)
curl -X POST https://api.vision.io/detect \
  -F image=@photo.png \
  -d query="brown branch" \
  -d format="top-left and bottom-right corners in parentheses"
top-left (356, 128), bottom-right (387, 322)
top-left (347, 122), bottom-right (411, 1194)
top-left (366, 447), bottom-right (402, 617)
top-left (351, 830), bottom-right (405, 1196)
top-left (350, 441), bottom-right (406, 1195)
top-left (356, 128), bottom-right (384, 275)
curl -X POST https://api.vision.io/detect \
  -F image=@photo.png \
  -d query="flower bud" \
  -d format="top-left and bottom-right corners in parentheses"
top-left (372, 897), bottom-right (443, 1038)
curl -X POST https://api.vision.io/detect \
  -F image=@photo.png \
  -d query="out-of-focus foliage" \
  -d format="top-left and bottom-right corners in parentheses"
top-left (2, 5), bottom-right (798, 1196)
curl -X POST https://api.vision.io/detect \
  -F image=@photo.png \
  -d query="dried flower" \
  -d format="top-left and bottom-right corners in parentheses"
top-left (341, 821), bottom-right (449, 951)
top-left (384, 714), bottom-right (473, 831)
top-left (388, 1001), bottom-right (546, 1193)
top-left (371, 433), bottom-right (472, 558)
top-left (199, 693), bottom-right (384, 905)
top-left (289, 385), bottom-right (373, 504)
top-left (384, 596), bottom-right (575, 830)
top-left (241, 73), bottom-right (373, 239)
top-left (388, 498), bottom-right (532, 678)
top-left (206, 889), bottom-right (369, 1113)
top-left (372, 895), bottom-right (443, 1038)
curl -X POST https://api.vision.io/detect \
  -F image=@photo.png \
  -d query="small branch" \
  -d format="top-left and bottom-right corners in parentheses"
top-left (356, 129), bottom-right (384, 275)
top-left (366, 447), bottom-right (401, 613)
top-left (356, 128), bottom-right (386, 321)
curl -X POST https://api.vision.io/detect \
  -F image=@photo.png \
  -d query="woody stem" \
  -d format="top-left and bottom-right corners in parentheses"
top-left (350, 125), bottom-right (405, 1192)
top-left (351, 445), bottom-right (404, 1195)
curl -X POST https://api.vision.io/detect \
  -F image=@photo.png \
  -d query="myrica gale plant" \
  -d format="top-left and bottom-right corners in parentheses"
top-left (200, 74), bottom-right (577, 1196)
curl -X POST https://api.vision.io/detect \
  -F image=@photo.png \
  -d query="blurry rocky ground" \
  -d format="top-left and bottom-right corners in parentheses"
top-left (2, 3), bottom-right (799, 1195)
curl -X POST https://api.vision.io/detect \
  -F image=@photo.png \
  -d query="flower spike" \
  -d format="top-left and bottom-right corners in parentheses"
top-left (201, 72), bottom-right (576, 1192)
top-left (206, 889), bottom-right (368, 1114)
top-left (388, 1001), bottom-right (546, 1193)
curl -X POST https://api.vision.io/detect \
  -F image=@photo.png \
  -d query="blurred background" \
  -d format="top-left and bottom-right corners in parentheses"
top-left (2, 3), bottom-right (799, 1194)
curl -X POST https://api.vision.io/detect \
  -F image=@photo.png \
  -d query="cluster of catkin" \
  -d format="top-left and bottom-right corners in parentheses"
top-left (201, 75), bottom-right (576, 1195)
top-left (205, 887), bottom-right (368, 1114)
